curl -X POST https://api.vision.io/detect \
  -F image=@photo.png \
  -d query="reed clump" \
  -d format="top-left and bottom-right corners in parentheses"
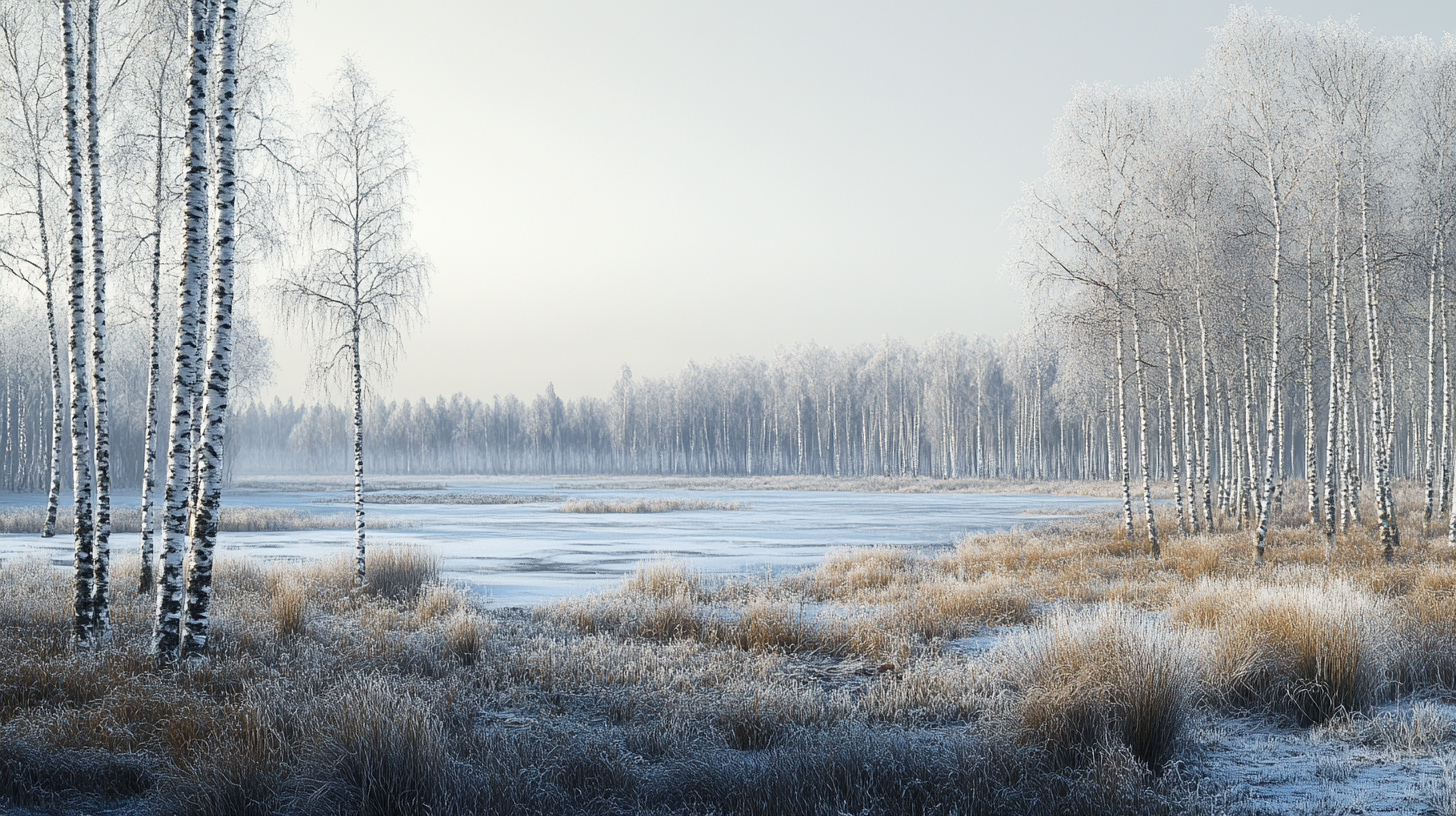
top-left (1180, 579), bottom-right (1394, 725)
top-left (558, 498), bottom-right (746, 513)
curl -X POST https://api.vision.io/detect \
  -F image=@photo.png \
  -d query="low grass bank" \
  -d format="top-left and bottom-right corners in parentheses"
top-left (0, 505), bottom-right (410, 536)
top-left (559, 498), bottom-right (748, 513)
top-left (322, 492), bottom-right (560, 505)
top-left (5, 481), bottom-right (1455, 814)
top-left (0, 550), bottom-right (1199, 814)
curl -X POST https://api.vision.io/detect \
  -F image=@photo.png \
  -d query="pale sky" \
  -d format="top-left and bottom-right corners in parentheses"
top-left (271, 1), bottom-right (1456, 405)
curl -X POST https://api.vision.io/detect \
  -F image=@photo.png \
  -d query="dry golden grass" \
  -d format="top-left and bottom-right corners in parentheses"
top-left (997, 608), bottom-right (1197, 770)
top-left (363, 545), bottom-right (440, 600)
top-left (13, 479), bottom-right (1456, 814)
top-left (621, 559), bottom-right (703, 600)
top-left (0, 505), bottom-right (409, 535)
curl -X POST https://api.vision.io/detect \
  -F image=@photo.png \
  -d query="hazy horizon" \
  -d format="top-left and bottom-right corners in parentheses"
top-left (267, 0), bottom-right (1456, 405)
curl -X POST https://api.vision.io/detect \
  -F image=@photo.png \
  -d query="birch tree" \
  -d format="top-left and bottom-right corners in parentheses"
top-left (60, 0), bottom-right (95, 647)
top-left (181, 0), bottom-right (238, 656)
top-left (152, 0), bottom-right (210, 661)
top-left (1210, 7), bottom-right (1308, 561)
top-left (275, 58), bottom-right (431, 584)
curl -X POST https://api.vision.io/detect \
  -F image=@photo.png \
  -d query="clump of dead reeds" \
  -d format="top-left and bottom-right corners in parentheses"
top-left (558, 497), bottom-right (747, 513)
top-left (1183, 578), bottom-right (1395, 725)
top-left (293, 677), bottom-right (455, 815)
top-left (997, 607), bottom-right (1197, 771)
top-left (890, 575), bottom-right (1035, 639)
top-left (802, 546), bottom-right (915, 600)
top-left (268, 579), bottom-right (310, 637)
top-left (622, 559), bottom-right (703, 600)
top-left (363, 545), bottom-right (440, 600)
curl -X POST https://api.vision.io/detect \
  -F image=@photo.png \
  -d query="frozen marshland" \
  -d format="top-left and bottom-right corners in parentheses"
top-left (0, 478), bottom-right (1113, 606)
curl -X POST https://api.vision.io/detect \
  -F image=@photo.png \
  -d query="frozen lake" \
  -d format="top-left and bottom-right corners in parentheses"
top-left (0, 478), bottom-right (1116, 606)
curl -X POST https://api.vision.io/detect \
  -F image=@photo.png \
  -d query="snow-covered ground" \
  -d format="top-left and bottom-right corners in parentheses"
top-left (0, 476), bottom-right (1115, 606)
top-left (1191, 703), bottom-right (1456, 815)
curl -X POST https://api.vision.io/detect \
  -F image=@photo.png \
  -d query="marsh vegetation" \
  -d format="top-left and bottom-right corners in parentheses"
top-left (4, 489), bottom-right (1455, 815)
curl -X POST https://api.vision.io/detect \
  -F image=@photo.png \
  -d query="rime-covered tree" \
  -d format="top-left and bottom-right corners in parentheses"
top-left (275, 58), bottom-right (431, 584)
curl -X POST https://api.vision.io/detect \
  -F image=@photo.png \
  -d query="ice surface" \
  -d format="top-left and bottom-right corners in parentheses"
top-left (0, 477), bottom-right (1116, 607)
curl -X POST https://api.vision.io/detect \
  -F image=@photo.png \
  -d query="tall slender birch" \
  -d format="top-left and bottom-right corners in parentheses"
top-left (84, 0), bottom-right (110, 641)
top-left (61, 0), bottom-right (94, 647)
top-left (1116, 318), bottom-right (1135, 540)
top-left (153, 0), bottom-right (210, 661)
top-left (1131, 291), bottom-right (1159, 556)
top-left (138, 62), bottom-right (166, 592)
top-left (276, 59), bottom-right (431, 584)
top-left (183, 0), bottom-right (238, 656)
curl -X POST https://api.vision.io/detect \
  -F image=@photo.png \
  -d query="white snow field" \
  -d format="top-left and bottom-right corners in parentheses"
top-left (0, 477), bottom-right (1115, 606)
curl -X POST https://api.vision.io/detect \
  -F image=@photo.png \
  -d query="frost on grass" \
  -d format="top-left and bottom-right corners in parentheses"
top-left (8, 497), bottom-right (1456, 814)
top-left (0, 504), bottom-right (408, 534)
top-left (322, 492), bottom-right (562, 505)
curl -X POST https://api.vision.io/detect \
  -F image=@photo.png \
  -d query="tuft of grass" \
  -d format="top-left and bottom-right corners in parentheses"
top-left (1355, 703), bottom-right (1455, 753)
top-left (363, 545), bottom-right (440, 600)
top-left (719, 603), bottom-right (820, 653)
top-left (891, 575), bottom-right (1035, 639)
top-left (622, 559), bottom-right (703, 601)
top-left (293, 677), bottom-right (454, 816)
top-left (805, 547), bottom-right (914, 600)
top-left (998, 607), bottom-right (1197, 771)
top-left (1425, 754), bottom-right (1456, 816)
top-left (441, 611), bottom-right (489, 666)
top-left (558, 497), bottom-right (747, 513)
top-left (268, 579), bottom-right (310, 638)
top-left (1186, 579), bottom-right (1394, 725)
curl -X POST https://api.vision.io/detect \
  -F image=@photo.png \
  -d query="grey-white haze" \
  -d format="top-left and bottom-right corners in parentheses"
top-left (270, 0), bottom-right (1456, 406)
top-left (0, 482), bottom-right (1116, 606)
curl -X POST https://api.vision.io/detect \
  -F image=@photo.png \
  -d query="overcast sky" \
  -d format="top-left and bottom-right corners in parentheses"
top-left (273, 1), bottom-right (1456, 405)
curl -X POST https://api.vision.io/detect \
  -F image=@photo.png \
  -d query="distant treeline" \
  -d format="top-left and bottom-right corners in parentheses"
top-left (231, 333), bottom-right (1078, 479)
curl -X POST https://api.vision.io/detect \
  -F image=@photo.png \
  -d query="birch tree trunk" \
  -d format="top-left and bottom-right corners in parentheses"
top-left (1132, 294), bottom-right (1160, 556)
top-left (1198, 286), bottom-right (1215, 531)
top-left (352, 329), bottom-right (366, 583)
top-left (183, 0), bottom-right (237, 656)
top-left (1441, 240), bottom-right (1452, 517)
top-left (1426, 214), bottom-right (1442, 524)
top-left (1341, 272), bottom-right (1360, 529)
top-left (1324, 230), bottom-right (1341, 554)
top-left (1255, 172), bottom-right (1283, 562)
top-left (1306, 235), bottom-right (1319, 524)
top-left (1116, 317), bottom-right (1135, 540)
top-left (1178, 321), bottom-right (1198, 533)
top-left (1359, 155), bottom-right (1399, 559)
top-left (153, 0), bottom-right (210, 661)
top-left (138, 78), bottom-right (166, 593)
top-left (61, 0), bottom-right (95, 648)
top-left (39, 156), bottom-right (62, 541)
top-left (1165, 322), bottom-right (1185, 534)
top-left (85, 0), bottom-right (110, 641)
